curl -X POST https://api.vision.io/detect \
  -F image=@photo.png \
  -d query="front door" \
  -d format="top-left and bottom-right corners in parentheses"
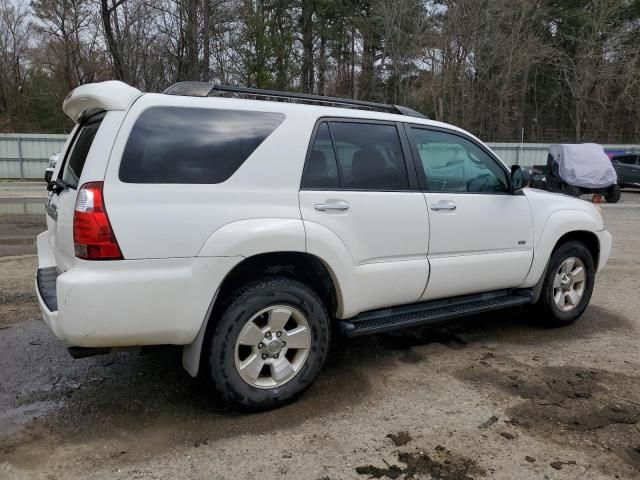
top-left (405, 126), bottom-right (534, 301)
top-left (299, 120), bottom-right (430, 317)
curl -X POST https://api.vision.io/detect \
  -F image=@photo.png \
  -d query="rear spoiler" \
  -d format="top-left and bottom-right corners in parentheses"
top-left (63, 81), bottom-right (142, 123)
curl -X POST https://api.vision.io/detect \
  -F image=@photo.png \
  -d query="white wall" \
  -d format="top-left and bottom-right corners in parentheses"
top-left (0, 134), bottom-right (68, 179)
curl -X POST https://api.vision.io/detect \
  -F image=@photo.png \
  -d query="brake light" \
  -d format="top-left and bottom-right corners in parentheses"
top-left (73, 182), bottom-right (123, 260)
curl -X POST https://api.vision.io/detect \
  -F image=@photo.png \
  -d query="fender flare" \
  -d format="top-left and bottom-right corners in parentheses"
top-left (197, 218), bottom-right (306, 257)
top-left (523, 209), bottom-right (602, 288)
top-left (183, 218), bottom-right (354, 377)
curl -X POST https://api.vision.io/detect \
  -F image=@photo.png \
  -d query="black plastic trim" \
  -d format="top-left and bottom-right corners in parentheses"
top-left (339, 289), bottom-right (533, 337)
top-left (36, 267), bottom-right (59, 312)
top-left (163, 82), bottom-right (428, 118)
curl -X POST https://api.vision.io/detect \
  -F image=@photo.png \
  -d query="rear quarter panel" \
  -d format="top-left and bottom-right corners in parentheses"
top-left (103, 95), bottom-right (315, 260)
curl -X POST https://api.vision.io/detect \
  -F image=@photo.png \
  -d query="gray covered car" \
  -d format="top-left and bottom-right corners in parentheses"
top-left (529, 143), bottom-right (621, 203)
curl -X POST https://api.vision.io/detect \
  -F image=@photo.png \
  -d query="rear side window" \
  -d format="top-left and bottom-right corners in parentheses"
top-left (61, 114), bottom-right (104, 189)
top-left (119, 107), bottom-right (284, 184)
top-left (302, 121), bottom-right (409, 190)
top-left (303, 123), bottom-right (340, 189)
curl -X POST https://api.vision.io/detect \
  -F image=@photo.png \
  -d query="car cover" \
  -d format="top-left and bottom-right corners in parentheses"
top-left (548, 143), bottom-right (617, 188)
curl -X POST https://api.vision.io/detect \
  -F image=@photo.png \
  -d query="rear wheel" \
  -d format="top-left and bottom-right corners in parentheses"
top-left (534, 241), bottom-right (595, 326)
top-left (605, 185), bottom-right (621, 203)
top-left (206, 277), bottom-right (331, 410)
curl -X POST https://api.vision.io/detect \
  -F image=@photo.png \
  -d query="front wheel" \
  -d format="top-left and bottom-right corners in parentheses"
top-left (533, 241), bottom-right (596, 326)
top-left (206, 277), bottom-right (331, 410)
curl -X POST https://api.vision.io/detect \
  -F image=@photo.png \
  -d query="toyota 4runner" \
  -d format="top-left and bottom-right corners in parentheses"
top-left (36, 81), bottom-right (612, 410)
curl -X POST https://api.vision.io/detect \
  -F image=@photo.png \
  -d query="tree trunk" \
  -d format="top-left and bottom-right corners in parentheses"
top-left (186, 0), bottom-right (199, 80)
top-left (301, 0), bottom-right (314, 93)
top-left (201, 0), bottom-right (210, 81)
top-left (100, 0), bottom-right (126, 81)
top-left (517, 62), bottom-right (530, 139)
top-left (318, 29), bottom-right (326, 95)
top-left (350, 27), bottom-right (355, 98)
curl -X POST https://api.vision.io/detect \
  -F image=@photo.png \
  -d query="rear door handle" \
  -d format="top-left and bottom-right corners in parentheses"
top-left (314, 200), bottom-right (350, 212)
top-left (430, 201), bottom-right (457, 211)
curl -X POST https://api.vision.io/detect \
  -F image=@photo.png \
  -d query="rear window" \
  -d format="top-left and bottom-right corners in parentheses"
top-left (60, 114), bottom-right (104, 189)
top-left (119, 107), bottom-right (285, 184)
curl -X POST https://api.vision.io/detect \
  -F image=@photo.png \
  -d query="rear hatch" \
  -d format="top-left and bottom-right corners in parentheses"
top-left (46, 113), bottom-right (105, 271)
top-left (45, 81), bottom-right (142, 271)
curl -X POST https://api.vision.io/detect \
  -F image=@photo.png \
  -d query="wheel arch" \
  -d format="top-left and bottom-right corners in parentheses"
top-left (530, 229), bottom-right (601, 303)
top-left (552, 230), bottom-right (600, 267)
top-left (182, 251), bottom-right (341, 377)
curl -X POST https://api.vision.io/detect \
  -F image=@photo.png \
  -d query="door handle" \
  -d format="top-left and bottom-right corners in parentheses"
top-left (430, 201), bottom-right (457, 211)
top-left (314, 200), bottom-right (350, 212)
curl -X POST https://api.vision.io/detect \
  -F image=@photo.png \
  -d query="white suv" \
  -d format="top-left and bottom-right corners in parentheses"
top-left (36, 81), bottom-right (612, 410)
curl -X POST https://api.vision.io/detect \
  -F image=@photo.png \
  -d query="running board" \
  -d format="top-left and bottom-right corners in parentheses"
top-left (339, 289), bottom-right (533, 337)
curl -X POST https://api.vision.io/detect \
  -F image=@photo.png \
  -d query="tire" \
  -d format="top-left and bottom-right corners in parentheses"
top-left (533, 241), bottom-right (596, 326)
top-left (205, 276), bottom-right (331, 410)
top-left (605, 185), bottom-right (621, 203)
top-left (563, 184), bottom-right (582, 197)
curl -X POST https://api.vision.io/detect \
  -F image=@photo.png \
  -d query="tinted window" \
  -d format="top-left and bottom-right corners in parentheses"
top-left (61, 114), bottom-right (104, 189)
top-left (615, 156), bottom-right (637, 165)
top-left (303, 123), bottom-right (340, 189)
top-left (329, 122), bottom-right (408, 190)
top-left (120, 107), bottom-right (284, 184)
top-left (410, 128), bottom-right (508, 193)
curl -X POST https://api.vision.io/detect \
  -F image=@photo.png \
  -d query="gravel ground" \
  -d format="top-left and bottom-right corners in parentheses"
top-left (1, 184), bottom-right (639, 479)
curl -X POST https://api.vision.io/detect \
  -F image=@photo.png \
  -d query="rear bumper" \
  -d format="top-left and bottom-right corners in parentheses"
top-left (595, 229), bottom-right (613, 273)
top-left (36, 231), bottom-right (243, 348)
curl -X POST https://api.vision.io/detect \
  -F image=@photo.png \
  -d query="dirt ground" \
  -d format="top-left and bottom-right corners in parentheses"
top-left (1, 184), bottom-right (640, 479)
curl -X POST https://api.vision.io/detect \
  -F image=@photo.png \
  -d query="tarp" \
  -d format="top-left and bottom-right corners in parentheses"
top-left (548, 143), bottom-right (617, 188)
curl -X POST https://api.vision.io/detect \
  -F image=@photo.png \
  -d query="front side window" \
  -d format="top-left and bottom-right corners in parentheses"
top-left (302, 121), bottom-right (409, 190)
top-left (616, 156), bottom-right (637, 165)
top-left (409, 128), bottom-right (508, 193)
top-left (61, 114), bottom-right (104, 189)
top-left (120, 107), bottom-right (284, 184)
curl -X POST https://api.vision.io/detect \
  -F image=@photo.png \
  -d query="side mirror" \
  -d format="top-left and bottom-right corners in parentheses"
top-left (511, 165), bottom-right (530, 192)
top-left (44, 170), bottom-right (53, 184)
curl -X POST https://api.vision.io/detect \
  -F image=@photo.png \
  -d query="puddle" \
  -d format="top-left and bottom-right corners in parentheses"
top-left (0, 200), bottom-right (46, 256)
top-left (0, 337), bottom-right (372, 465)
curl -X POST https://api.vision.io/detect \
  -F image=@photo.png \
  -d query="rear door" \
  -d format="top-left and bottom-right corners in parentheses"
top-left (406, 125), bottom-right (534, 301)
top-left (46, 113), bottom-right (105, 271)
top-left (299, 119), bottom-right (430, 315)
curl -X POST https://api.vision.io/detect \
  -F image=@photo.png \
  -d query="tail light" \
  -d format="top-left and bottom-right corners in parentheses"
top-left (73, 182), bottom-right (123, 260)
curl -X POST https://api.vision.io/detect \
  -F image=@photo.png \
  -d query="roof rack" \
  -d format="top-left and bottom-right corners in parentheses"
top-left (162, 82), bottom-right (427, 119)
